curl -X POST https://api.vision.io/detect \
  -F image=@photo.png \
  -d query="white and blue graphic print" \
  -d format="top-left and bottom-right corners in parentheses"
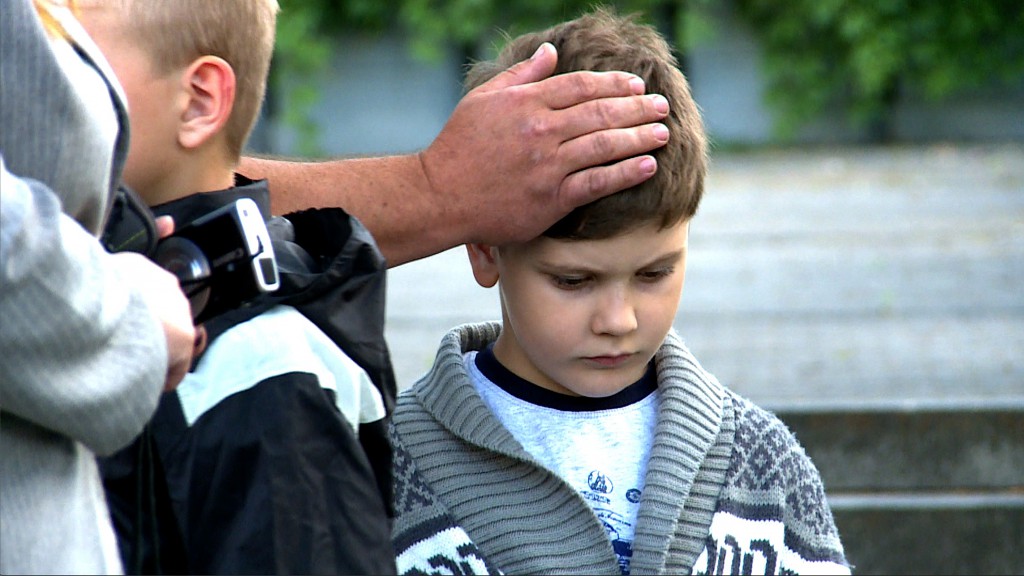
top-left (579, 468), bottom-right (643, 575)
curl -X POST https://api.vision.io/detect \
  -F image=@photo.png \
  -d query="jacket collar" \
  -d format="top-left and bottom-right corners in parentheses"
top-left (150, 175), bottom-right (271, 228)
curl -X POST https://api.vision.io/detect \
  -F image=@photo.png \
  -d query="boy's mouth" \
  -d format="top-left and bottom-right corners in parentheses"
top-left (583, 353), bottom-right (635, 368)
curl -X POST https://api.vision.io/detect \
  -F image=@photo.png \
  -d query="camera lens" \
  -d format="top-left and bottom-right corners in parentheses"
top-left (155, 237), bottom-right (212, 318)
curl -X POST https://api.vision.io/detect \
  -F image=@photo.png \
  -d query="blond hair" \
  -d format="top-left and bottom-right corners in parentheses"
top-left (466, 7), bottom-right (707, 240)
top-left (94, 0), bottom-right (279, 161)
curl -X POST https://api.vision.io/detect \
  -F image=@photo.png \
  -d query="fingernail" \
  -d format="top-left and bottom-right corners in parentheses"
top-left (640, 157), bottom-right (657, 175)
top-left (650, 94), bottom-right (669, 114)
top-left (531, 43), bottom-right (548, 60)
top-left (653, 123), bottom-right (669, 142)
top-left (629, 76), bottom-right (646, 95)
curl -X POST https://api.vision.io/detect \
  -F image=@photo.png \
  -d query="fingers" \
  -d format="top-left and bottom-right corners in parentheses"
top-left (546, 92), bottom-right (670, 145)
top-left (479, 43), bottom-right (559, 92)
top-left (110, 251), bottom-right (197, 392)
top-left (478, 43), bottom-right (650, 106)
top-left (555, 120), bottom-right (670, 201)
top-left (164, 348), bottom-right (191, 392)
top-left (559, 154), bottom-right (659, 209)
top-left (535, 70), bottom-right (651, 111)
top-left (154, 215), bottom-right (175, 239)
top-left (166, 325), bottom-right (205, 392)
top-left (161, 306), bottom-right (196, 392)
top-left (194, 325), bottom-right (208, 357)
top-left (114, 252), bottom-right (198, 392)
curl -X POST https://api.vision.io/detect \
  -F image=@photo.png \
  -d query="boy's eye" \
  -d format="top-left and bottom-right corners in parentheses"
top-left (551, 275), bottom-right (590, 290)
top-left (637, 267), bottom-right (674, 282)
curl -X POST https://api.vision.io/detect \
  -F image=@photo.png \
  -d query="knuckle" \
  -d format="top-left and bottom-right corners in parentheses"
top-left (639, 94), bottom-right (655, 118)
top-left (593, 98), bottom-right (617, 126)
top-left (567, 72), bottom-right (600, 101)
top-left (568, 167), bottom-right (609, 201)
top-left (585, 169), bottom-right (612, 198)
top-left (589, 130), bottom-right (617, 159)
top-left (522, 114), bottom-right (554, 140)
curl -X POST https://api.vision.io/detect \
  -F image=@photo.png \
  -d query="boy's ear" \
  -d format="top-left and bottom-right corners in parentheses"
top-left (465, 243), bottom-right (500, 288)
top-left (178, 56), bottom-right (235, 150)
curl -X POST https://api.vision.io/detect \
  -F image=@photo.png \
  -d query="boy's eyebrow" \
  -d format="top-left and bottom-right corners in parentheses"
top-left (636, 249), bottom-right (687, 269)
top-left (537, 248), bottom-right (686, 274)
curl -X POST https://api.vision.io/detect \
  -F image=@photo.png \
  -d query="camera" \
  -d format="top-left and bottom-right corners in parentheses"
top-left (154, 198), bottom-right (279, 323)
top-left (101, 187), bottom-right (280, 323)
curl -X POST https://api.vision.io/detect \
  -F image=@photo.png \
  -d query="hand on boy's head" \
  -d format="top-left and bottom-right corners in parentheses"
top-left (419, 42), bottom-right (670, 246)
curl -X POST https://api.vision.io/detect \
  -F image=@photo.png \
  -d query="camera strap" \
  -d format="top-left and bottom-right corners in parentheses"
top-left (101, 184), bottom-right (159, 257)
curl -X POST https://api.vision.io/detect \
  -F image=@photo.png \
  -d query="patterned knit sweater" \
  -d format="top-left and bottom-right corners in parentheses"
top-left (390, 322), bottom-right (850, 575)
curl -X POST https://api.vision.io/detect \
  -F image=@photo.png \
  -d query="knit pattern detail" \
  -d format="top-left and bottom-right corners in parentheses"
top-left (391, 422), bottom-right (501, 575)
top-left (715, 396), bottom-right (848, 566)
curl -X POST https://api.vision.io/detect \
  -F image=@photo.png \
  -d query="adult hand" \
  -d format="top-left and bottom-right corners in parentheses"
top-left (419, 42), bottom-right (670, 246)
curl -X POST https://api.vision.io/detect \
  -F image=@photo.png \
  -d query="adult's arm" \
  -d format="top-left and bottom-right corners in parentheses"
top-left (0, 158), bottom-right (195, 455)
top-left (241, 43), bottom-right (670, 267)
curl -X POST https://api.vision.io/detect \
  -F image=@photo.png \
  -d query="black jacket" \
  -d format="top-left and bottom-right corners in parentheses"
top-left (100, 177), bottom-right (397, 575)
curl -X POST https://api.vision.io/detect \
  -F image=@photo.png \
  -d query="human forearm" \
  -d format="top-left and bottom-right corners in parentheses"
top-left (0, 166), bottom-right (167, 454)
top-left (240, 153), bottom-right (451, 266)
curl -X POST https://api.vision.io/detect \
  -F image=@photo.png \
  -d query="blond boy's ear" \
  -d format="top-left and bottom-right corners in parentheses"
top-left (177, 56), bottom-right (235, 150)
top-left (465, 243), bottom-right (500, 288)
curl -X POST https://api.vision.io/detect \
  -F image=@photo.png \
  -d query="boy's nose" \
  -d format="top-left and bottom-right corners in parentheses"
top-left (592, 289), bottom-right (638, 336)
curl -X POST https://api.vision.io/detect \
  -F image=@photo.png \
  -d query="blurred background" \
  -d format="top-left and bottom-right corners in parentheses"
top-left (247, 1), bottom-right (1024, 573)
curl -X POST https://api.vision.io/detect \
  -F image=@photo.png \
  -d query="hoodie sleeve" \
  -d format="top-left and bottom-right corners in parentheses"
top-left (0, 157), bottom-right (166, 455)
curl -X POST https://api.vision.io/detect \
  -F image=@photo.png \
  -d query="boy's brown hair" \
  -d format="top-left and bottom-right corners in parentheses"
top-left (466, 7), bottom-right (707, 240)
top-left (96, 0), bottom-right (279, 161)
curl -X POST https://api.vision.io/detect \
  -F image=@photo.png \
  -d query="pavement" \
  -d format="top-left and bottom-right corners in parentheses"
top-left (383, 143), bottom-right (1024, 410)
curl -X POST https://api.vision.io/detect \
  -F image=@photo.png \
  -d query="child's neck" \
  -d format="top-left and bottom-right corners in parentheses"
top-left (145, 147), bottom-right (237, 206)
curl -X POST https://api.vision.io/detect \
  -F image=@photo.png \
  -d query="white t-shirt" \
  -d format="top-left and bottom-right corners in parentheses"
top-left (466, 347), bottom-right (659, 575)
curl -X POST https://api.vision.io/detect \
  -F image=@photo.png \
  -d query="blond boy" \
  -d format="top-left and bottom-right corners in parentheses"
top-left (78, 1), bottom-right (397, 573)
top-left (389, 9), bottom-right (849, 575)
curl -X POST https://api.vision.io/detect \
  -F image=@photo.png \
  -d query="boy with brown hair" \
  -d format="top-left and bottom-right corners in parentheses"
top-left (389, 8), bottom-right (850, 575)
top-left (77, 1), bottom-right (397, 573)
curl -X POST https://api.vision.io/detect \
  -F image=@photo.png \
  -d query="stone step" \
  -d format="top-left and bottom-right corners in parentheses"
top-left (831, 494), bottom-right (1023, 575)
top-left (774, 401), bottom-right (1024, 490)
top-left (774, 403), bottom-right (1024, 574)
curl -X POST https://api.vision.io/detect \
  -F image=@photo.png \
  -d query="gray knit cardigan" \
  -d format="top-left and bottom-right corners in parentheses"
top-left (390, 322), bottom-right (849, 575)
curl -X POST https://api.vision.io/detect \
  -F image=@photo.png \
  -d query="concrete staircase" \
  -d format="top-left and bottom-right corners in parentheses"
top-left (776, 402), bottom-right (1024, 574)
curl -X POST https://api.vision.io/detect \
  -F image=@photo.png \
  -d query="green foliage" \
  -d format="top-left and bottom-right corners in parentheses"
top-left (734, 0), bottom-right (1024, 138)
top-left (395, 0), bottom-right (712, 61)
top-left (270, 0), bottom-right (715, 153)
top-left (272, 2), bottom-right (333, 155)
top-left (270, 0), bottom-right (1024, 147)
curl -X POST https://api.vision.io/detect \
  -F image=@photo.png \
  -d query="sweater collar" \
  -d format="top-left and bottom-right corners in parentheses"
top-left (413, 322), bottom-right (527, 459)
top-left (630, 329), bottom-right (727, 573)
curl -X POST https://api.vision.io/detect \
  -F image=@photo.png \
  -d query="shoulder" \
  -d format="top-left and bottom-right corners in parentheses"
top-left (389, 422), bottom-right (500, 576)
top-left (391, 385), bottom-right (432, 433)
top-left (392, 322), bottom-right (499, 424)
top-left (723, 393), bottom-right (822, 497)
top-left (193, 305), bottom-right (348, 391)
top-left (705, 391), bottom-right (849, 571)
top-left (179, 305), bottom-right (382, 429)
